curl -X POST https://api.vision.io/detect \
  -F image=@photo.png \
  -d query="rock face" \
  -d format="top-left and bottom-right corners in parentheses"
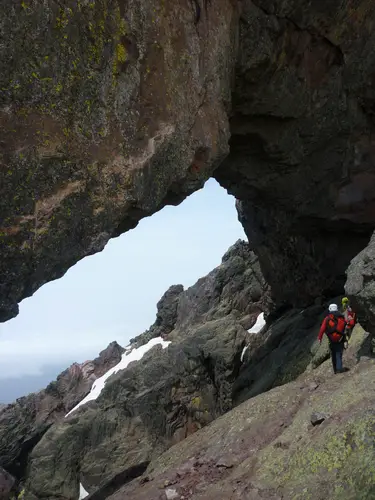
top-left (3, 0), bottom-right (375, 319)
top-left (107, 325), bottom-right (375, 500)
top-left (0, 467), bottom-right (15, 500)
top-left (135, 240), bottom-right (271, 348)
top-left (346, 231), bottom-right (375, 329)
top-left (1, 239), bottom-right (372, 499)
top-left (5, 241), bottom-right (271, 499)
top-left (233, 304), bottom-right (327, 404)
top-left (130, 284), bottom-right (184, 346)
top-left (0, 341), bottom-right (124, 481)
top-left (215, 0), bottom-right (375, 305)
top-left (0, 0), bottom-right (236, 322)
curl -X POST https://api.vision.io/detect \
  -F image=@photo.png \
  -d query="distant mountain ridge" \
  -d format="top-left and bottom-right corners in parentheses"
top-left (0, 365), bottom-right (69, 405)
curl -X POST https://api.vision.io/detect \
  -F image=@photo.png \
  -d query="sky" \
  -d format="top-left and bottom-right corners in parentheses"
top-left (0, 179), bottom-right (246, 402)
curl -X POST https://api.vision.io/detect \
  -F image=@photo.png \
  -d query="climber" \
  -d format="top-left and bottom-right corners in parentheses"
top-left (318, 304), bottom-right (348, 374)
top-left (341, 296), bottom-right (356, 342)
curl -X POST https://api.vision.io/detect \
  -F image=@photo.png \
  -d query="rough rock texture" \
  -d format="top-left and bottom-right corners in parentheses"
top-left (107, 325), bottom-right (375, 500)
top-left (130, 285), bottom-right (184, 346)
top-left (4, 0), bottom-right (375, 319)
top-left (234, 304), bottom-right (327, 404)
top-left (20, 241), bottom-right (271, 499)
top-left (133, 240), bottom-right (270, 348)
top-left (1, 238), bottom-right (371, 499)
top-left (346, 231), bottom-right (375, 330)
top-left (0, 467), bottom-right (15, 500)
top-left (0, 341), bottom-right (124, 481)
top-left (0, 0), bottom-right (236, 322)
top-left (215, 0), bottom-right (375, 305)
top-left (173, 241), bottom-right (270, 333)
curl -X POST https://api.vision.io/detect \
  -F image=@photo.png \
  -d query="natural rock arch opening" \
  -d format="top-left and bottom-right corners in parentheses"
top-left (1, 0), bottom-right (375, 324)
top-left (0, 179), bottom-right (246, 401)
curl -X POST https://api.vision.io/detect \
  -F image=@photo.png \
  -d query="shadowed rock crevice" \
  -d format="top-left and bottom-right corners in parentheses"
top-left (81, 462), bottom-right (150, 500)
top-left (5, 423), bottom-right (53, 482)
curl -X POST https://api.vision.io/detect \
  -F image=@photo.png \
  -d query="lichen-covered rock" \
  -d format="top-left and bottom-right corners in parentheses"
top-left (108, 354), bottom-right (375, 500)
top-left (4, 0), bottom-right (375, 320)
top-left (25, 317), bottom-right (248, 499)
top-left (132, 239), bottom-right (270, 347)
top-left (0, 0), bottom-right (236, 322)
top-left (4, 237), bottom-right (372, 498)
top-left (22, 241), bottom-right (269, 498)
top-left (22, 246), bottom-right (350, 500)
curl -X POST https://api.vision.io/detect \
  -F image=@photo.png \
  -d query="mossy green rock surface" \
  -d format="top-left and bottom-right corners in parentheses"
top-left (108, 328), bottom-right (375, 499)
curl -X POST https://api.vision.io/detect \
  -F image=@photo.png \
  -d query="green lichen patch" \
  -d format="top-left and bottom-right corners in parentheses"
top-left (1, 0), bottom-right (129, 140)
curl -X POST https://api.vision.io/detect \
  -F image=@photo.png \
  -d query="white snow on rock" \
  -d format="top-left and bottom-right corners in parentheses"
top-left (248, 312), bottom-right (266, 334)
top-left (79, 483), bottom-right (89, 499)
top-left (66, 337), bottom-right (171, 417)
top-left (240, 345), bottom-right (248, 362)
top-left (241, 312), bottom-right (266, 363)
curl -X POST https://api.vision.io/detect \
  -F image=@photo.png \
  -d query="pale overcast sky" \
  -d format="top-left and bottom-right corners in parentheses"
top-left (0, 179), bottom-right (246, 401)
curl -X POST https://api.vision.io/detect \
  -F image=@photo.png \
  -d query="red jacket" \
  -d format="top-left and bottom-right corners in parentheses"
top-left (318, 313), bottom-right (347, 342)
top-left (344, 307), bottom-right (356, 329)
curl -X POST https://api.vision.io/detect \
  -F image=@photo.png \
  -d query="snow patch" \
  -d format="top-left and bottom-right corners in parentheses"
top-left (79, 483), bottom-right (89, 499)
top-left (241, 313), bottom-right (266, 363)
top-left (240, 345), bottom-right (248, 362)
top-left (248, 312), bottom-right (266, 334)
top-left (66, 337), bottom-right (171, 417)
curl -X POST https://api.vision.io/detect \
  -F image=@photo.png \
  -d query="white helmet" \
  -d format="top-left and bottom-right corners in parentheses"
top-left (328, 304), bottom-right (338, 312)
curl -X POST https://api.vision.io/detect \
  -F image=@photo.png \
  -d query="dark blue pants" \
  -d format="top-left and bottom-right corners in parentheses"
top-left (329, 342), bottom-right (344, 373)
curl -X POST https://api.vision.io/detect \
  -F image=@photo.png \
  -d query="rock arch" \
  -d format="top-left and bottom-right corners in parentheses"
top-left (1, 0), bottom-right (375, 321)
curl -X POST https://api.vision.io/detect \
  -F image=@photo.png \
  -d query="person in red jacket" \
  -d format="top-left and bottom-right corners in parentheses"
top-left (318, 304), bottom-right (348, 374)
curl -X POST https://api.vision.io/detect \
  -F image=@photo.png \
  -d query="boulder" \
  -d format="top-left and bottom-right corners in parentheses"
top-left (310, 412), bottom-right (326, 426)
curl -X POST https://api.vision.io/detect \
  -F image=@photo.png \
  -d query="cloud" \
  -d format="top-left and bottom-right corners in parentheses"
top-left (0, 327), bottom-right (127, 379)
